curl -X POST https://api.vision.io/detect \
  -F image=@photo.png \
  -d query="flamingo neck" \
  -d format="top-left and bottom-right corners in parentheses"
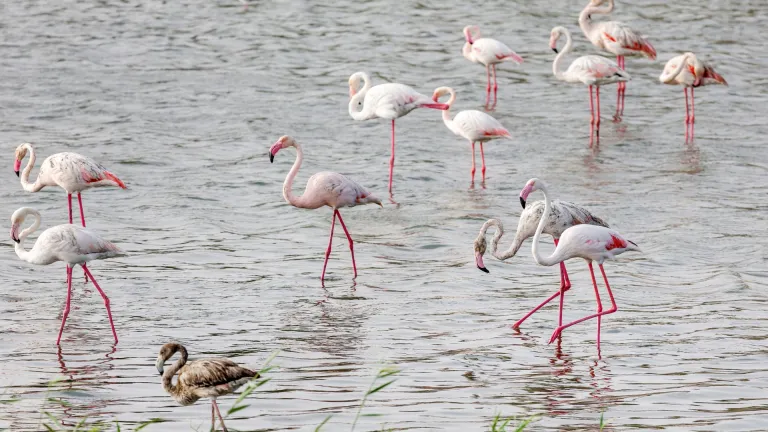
top-left (348, 73), bottom-right (373, 120)
top-left (531, 184), bottom-right (561, 267)
top-left (441, 89), bottom-right (457, 132)
top-left (14, 210), bottom-right (41, 264)
top-left (162, 344), bottom-right (188, 397)
top-left (480, 218), bottom-right (525, 261)
top-left (552, 30), bottom-right (572, 81)
top-left (282, 143), bottom-right (309, 208)
top-left (579, 1), bottom-right (610, 37)
top-left (660, 53), bottom-right (694, 84)
top-left (19, 144), bottom-right (42, 192)
top-left (462, 42), bottom-right (473, 62)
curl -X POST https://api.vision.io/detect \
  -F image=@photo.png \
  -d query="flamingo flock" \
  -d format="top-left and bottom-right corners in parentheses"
top-left (5, 0), bottom-right (731, 428)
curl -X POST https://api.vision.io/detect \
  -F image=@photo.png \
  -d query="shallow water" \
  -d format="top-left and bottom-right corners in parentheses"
top-left (1, 0), bottom-right (767, 430)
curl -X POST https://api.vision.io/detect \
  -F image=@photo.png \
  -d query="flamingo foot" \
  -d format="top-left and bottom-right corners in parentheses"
top-left (548, 327), bottom-right (565, 344)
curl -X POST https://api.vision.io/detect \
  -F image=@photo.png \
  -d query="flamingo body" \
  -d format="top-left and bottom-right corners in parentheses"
top-left (583, 20), bottom-right (656, 60)
top-left (462, 26), bottom-right (523, 107)
top-left (660, 53), bottom-right (727, 88)
top-left (559, 55), bottom-right (630, 86)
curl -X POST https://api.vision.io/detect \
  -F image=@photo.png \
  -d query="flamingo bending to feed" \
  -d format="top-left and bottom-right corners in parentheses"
top-left (579, 0), bottom-right (656, 120)
top-left (10, 207), bottom-right (124, 345)
top-left (156, 342), bottom-right (260, 432)
top-left (473, 199), bottom-right (609, 329)
top-left (659, 52), bottom-right (727, 139)
top-left (348, 72), bottom-right (449, 194)
top-left (550, 26), bottom-right (630, 135)
top-left (431, 86), bottom-right (512, 182)
top-left (269, 136), bottom-right (382, 282)
top-left (519, 178), bottom-right (640, 351)
top-left (462, 26), bottom-right (524, 107)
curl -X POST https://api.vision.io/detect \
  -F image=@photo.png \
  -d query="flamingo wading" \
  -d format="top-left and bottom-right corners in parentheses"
top-left (431, 86), bottom-right (512, 182)
top-left (579, 0), bottom-right (656, 120)
top-left (659, 52), bottom-right (727, 140)
top-left (462, 25), bottom-right (524, 107)
top-left (10, 207), bottom-right (124, 345)
top-left (519, 178), bottom-right (640, 352)
top-left (474, 198), bottom-right (609, 329)
top-left (550, 26), bottom-right (630, 136)
top-left (269, 136), bottom-right (382, 282)
top-left (156, 342), bottom-right (260, 432)
top-left (348, 72), bottom-right (449, 194)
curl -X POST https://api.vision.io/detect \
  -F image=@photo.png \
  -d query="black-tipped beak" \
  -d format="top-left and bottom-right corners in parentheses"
top-left (552, 48), bottom-right (558, 54)
top-left (269, 152), bottom-right (274, 163)
top-left (12, 236), bottom-right (19, 243)
top-left (520, 197), bottom-right (526, 208)
top-left (14, 170), bottom-right (19, 177)
top-left (477, 265), bottom-right (489, 273)
top-left (158, 371), bottom-right (163, 376)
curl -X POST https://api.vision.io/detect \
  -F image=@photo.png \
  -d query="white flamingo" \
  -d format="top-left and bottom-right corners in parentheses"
top-left (520, 178), bottom-right (640, 352)
top-left (348, 72), bottom-right (448, 194)
top-left (474, 199), bottom-right (609, 329)
top-left (431, 86), bottom-right (512, 182)
top-left (579, 0), bottom-right (656, 120)
top-left (659, 52), bottom-right (727, 139)
top-left (269, 135), bottom-right (382, 283)
top-left (462, 25), bottom-right (524, 107)
top-left (10, 207), bottom-right (124, 345)
top-left (550, 26), bottom-right (630, 136)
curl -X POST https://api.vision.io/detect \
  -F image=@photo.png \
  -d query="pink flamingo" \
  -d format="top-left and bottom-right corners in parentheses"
top-left (462, 26), bottom-right (524, 107)
top-left (579, 0), bottom-right (656, 120)
top-left (473, 201), bottom-right (609, 330)
top-left (431, 86), bottom-right (512, 182)
top-left (519, 178), bottom-right (640, 351)
top-left (269, 136), bottom-right (382, 282)
top-left (348, 72), bottom-right (449, 194)
top-left (550, 26), bottom-right (630, 137)
top-left (659, 52), bottom-right (727, 141)
top-left (10, 207), bottom-right (124, 345)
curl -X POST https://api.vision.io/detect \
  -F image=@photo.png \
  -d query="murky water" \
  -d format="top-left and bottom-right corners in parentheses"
top-left (1, 0), bottom-right (767, 430)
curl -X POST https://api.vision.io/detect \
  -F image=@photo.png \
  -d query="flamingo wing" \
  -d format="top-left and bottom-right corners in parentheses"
top-left (37, 225), bottom-right (122, 262)
top-left (179, 358), bottom-right (257, 391)
top-left (452, 110), bottom-right (510, 141)
top-left (599, 21), bottom-right (656, 59)
top-left (560, 224), bottom-right (639, 262)
top-left (309, 171), bottom-right (380, 208)
top-left (472, 38), bottom-right (523, 64)
top-left (366, 83), bottom-right (432, 118)
top-left (518, 200), bottom-right (609, 240)
top-left (568, 55), bottom-right (630, 84)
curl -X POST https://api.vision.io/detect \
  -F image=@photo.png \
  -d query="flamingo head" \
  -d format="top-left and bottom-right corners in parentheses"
top-left (9, 207), bottom-right (34, 243)
top-left (519, 178), bottom-right (542, 209)
top-left (549, 27), bottom-right (565, 53)
top-left (473, 235), bottom-right (489, 273)
top-left (269, 135), bottom-right (297, 163)
top-left (348, 72), bottom-right (367, 98)
top-left (685, 52), bottom-right (705, 86)
top-left (462, 25), bottom-right (480, 44)
top-left (431, 86), bottom-right (452, 103)
top-left (13, 143), bottom-right (30, 177)
top-left (156, 342), bottom-right (184, 376)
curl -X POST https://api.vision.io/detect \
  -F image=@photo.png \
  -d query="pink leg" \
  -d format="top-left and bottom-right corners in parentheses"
top-left (321, 211), bottom-right (337, 282)
top-left (492, 64), bottom-right (498, 104)
top-left (68, 194), bottom-right (73, 224)
top-left (511, 239), bottom-right (571, 330)
top-left (689, 87), bottom-right (695, 139)
top-left (485, 65), bottom-right (491, 106)
top-left (213, 400), bottom-right (228, 432)
top-left (548, 262), bottom-right (618, 345)
top-left (588, 86), bottom-right (595, 124)
top-left (479, 142), bottom-right (486, 180)
top-left (554, 239), bottom-right (572, 328)
top-left (212, 403), bottom-right (216, 431)
top-left (470, 141), bottom-right (476, 180)
top-left (595, 86), bottom-right (601, 134)
top-left (620, 56), bottom-right (626, 117)
top-left (388, 119), bottom-right (395, 193)
top-left (334, 210), bottom-right (357, 278)
top-left (82, 265), bottom-right (118, 344)
top-left (56, 266), bottom-right (73, 345)
top-left (77, 193), bottom-right (89, 283)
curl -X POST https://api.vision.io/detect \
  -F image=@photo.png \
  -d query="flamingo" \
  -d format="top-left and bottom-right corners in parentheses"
top-left (268, 135), bottom-right (382, 282)
top-left (550, 26), bottom-right (630, 137)
top-left (462, 25), bottom-right (524, 108)
top-left (10, 207), bottom-right (124, 345)
top-left (473, 199), bottom-right (609, 329)
top-left (156, 342), bottom-right (260, 432)
top-left (431, 86), bottom-right (512, 182)
top-left (579, 0), bottom-right (656, 120)
top-left (659, 52), bottom-right (727, 140)
top-left (519, 178), bottom-right (640, 351)
top-left (348, 72), bottom-right (449, 194)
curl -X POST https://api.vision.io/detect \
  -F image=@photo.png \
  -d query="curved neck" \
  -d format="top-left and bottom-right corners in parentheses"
top-left (162, 345), bottom-right (188, 396)
top-left (348, 74), bottom-right (373, 120)
top-left (462, 42), bottom-right (473, 61)
top-left (19, 144), bottom-right (42, 192)
top-left (441, 89), bottom-right (456, 130)
top-left (661, 54), bottom-right (693, 83)
top-left (531, 184), bottom-right (560, 266)
top-left (480, 219), bottom-right (525, 261)
top-left (14, 211), bottom-right (41, 262)
top-left (579, 1), bottom-right (612, 33)
top-left (553, 31), bottom-right (572, 81)
top-left (282, 143), bottom-right (309, 208)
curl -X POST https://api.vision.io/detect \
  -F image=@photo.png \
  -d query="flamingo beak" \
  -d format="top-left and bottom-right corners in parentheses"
top-left (520, 197), bottom-right (526, 208)
top-left (551, 47), bottom-right (558, 54)
top-left (14, 159), bottom-right (21, 177)
top-left (519, 184), bottom-right (534, 208)
top-left (269, 141), bottom-right (282, 163)
top-left (10, 223), bottom-right (19, 243)
top-left (475, 251), bottom-right (488, 273)
top-left (155, 358), bottom-right (164, 376)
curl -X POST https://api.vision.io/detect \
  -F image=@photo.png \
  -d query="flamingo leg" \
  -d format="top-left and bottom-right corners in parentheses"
top-left (479, 142), bottom-right (486, 180)
top-left (388, 119), bottom-right (395, 193)
top-left (213, 400), bottom-right (228, 432)
top-left (211, 403), bottom-right (216, 431)
top-left (595, 86), bottom-right (601, 135)
top-left (511, 239), bottom-right (571, 330)
top-left (689, 87), bottom-right (695, 140)
top-left (321, 210), bottom-right (337, 282)
top-left (588, 86), bottom-right (595, 125)
top-left (56, 266), bottom-right (73, 345)
top-left (470, 141), bottom-right (476, 181)
top-left (492, 64), bottom-right (498, 105)
top-left (554, 239), bottom-right (572, 328)
top-left (620, 56), bottom-right (626, 117)
top-left (334, 210), bottom-right (357, 278)
top-left (82, 265), bottom-right (118, 344)
top-left (68, 194), bottom-right (73, 224)
top-left (548, 262), bottom-right (617, 345)
top-left (485, 65), bottom-right (491, 107)
top-left (77, 193), bottom-right (90, 283)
